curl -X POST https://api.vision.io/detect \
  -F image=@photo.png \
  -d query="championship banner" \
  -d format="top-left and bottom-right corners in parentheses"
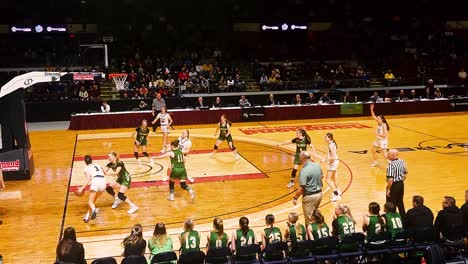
top-left (340, 103), bottom-right (363, 115)
top-left (241, 107), bottom-right (265, 121)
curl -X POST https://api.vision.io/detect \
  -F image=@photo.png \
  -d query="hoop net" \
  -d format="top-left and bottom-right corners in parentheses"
top-left (109, 73), bottom-right (128, 91)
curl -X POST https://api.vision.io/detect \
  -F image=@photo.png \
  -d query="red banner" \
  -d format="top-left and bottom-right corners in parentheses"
top-left (73, 73), bottom-right (95, 81)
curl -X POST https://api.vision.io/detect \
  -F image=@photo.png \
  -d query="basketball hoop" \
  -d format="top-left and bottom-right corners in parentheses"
top-left (109, 73), bottom-right (128, 91)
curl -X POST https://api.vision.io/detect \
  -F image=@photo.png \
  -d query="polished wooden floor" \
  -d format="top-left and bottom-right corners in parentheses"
top-left (0, 112), bottom-right (467, 263)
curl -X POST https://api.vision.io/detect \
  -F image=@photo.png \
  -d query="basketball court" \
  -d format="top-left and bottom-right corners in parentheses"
top-left (0, 112), bottom-right (467, 263)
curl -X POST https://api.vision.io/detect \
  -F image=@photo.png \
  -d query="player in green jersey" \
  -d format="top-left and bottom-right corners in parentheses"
top-left (307, 210), bottom-right (330, 240)
top-left (277, 128), bottom-right (315, 188)
top-left (211, 114), bottom-right (240, 160)
top-left (153, 139), bottom-right (195, 202)
top-left (104, 152), bottom-right (139, 214)
top-left (132, 119), bottom-right (154, 168)
top-left (332, 205), bottom-right (356, 239)
top-left (284, 212), bottom-right (307, 257)
top-left (261, 214), bottom-right (283, 250)
top-left (362, 202), bottom-right (386, 238)
top-left (207, 218), bottom-right (229, 249)
top-left (383, 202), bottom-right (404, 238)
top-left (231, 216), bottom-right (256, 259)
top-left (180, 218), bottom-right (201, 254)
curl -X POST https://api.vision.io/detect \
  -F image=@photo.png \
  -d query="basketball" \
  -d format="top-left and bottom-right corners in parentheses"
top-left (74, 190), bottom-right (84, 197)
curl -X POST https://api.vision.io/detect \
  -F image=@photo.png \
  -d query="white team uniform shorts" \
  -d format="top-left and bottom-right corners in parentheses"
top-left (327, 160), bottom-right (339, 171)
top-left (89, 177), bottom-right (106, 192)
top-left (160, 124), bottom-right (170, 133)
top-left (373, 138), bottom-right (388, 149)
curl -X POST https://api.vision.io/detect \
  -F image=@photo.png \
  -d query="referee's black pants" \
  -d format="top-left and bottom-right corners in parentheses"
top-left (386, 181), bottom-right (406, 219)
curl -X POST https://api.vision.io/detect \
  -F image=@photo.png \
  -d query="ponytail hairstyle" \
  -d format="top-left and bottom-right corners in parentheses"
top-left (185, 130), bottom-right (190, 139)
top-left (213, 217), bottom-right (225, 239)
top-left (265, 214), bottom-right (275, 233)
top-left (221, 114), bottom-right (232, 127)
top-left (310, 210), bottom-right (325, 228)
top-left (379, 115), bottom-right (390, 131)
top-left (326, 132), bottom-right (337, 149)
top-left (62, 226), bottom-right (77, 241)
top-left (298, 129), bottom-right (311, 144)
top-left (343, 205), bottom-right (356, 224)
top-left (288, 212), bottom-right (303, 238)
top-left (184, 218), bottom-right (194, 232)
top-left (239, 216), bottom-right (250, 236)
top-left (368, 202), bottom-right (385, 231)
top-left (123, 223), bottom-right (143, 247)
top-left (171, 139), bottom-right (180, 148)
top-left (110, 151), bottom-right (120, 163)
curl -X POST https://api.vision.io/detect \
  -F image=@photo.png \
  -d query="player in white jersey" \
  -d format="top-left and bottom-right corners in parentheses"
top-left (370, 103), bottom-right (390, 167)
top-left (178, 130), bottom-right (194, 183)
top-left (321, 133), bottom-right (341, 202)
top-left (151, 107), bottom-right (173, 153)
top-left (162, 130), bottom-right (194, 182)
top-left (77, 155), bottom-right (106, 223)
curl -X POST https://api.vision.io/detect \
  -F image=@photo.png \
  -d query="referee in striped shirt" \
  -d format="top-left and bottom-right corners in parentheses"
top-left (386, 149), bottom-right (408, 218)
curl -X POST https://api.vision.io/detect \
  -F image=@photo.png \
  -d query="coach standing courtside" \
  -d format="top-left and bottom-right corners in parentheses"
top-left (292, 151), bottom-right (323, 226)
top-left (386, 149), bottom-right (408, 219)
top-left (151, 93), bottom-right (166, 132)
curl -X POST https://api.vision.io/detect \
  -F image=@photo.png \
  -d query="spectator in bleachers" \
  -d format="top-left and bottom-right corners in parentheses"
top-left (139, 84), bottom-right (149, 98)
top-left (165, 75), bottom-right (176, 90)
top-left (332, 205), bottom-right (356, 239)
top-left (194, 97), bottom-right (206, 110)
top-left (313, 72), bottom-right (324, 88)
top-left (307, 210), bottom-right (330, 240)
top-left (461, 190), bottom-right (468, 227)
top-left (212, 97), bottom-right (222, 108)
top-left (78, 85), bottom-right (89, 101)
top-left (434, 196), bottom-right (463, 241)
top-left (259, 73), bottom-right (269, 91)
top-left (335, 65), bottom-right (345, 79)
top-left (88, 84), bottom-right (100, 100)
top-left (239, 95), bottom-right (251, 107)
top-left (434, 88), bottom-right (443, 98)
top-left (200, 76), bottom-right (209, 92)
top-left (189, 68), bottom-right (198, 80)
top-left (226, 76), bottom-right (235, 92)
top-left (458, 68), bottom-right (467, 85)
top-left (408, 89), bottom-right (417, 100)
top-left (383, 202), bottom-right (404, 239)
top-left (305, 92), bottom-right (317, 104)
top-left (362, 202), bottom-right (385, 238)
top-left (234, 74), bottom-right (246, 92)
top-left (404, 195), bottom-right (433, 232)
top-left (319, 92), bottom-right (330, 104)
top-left (156, 75), bottom-right (165, 91)
top-left (101, 100), bottom-right (110, 113)
top-left (123, 223), bottom-right (146, 257)
top-left (180, 218), bottom-right (201, 254)
top-left (384, 70), bottom-right (396, 86)
top-left (56, 226), bottom-right (86, 264)
top-left (148, 222), bottom-right (174, 264)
